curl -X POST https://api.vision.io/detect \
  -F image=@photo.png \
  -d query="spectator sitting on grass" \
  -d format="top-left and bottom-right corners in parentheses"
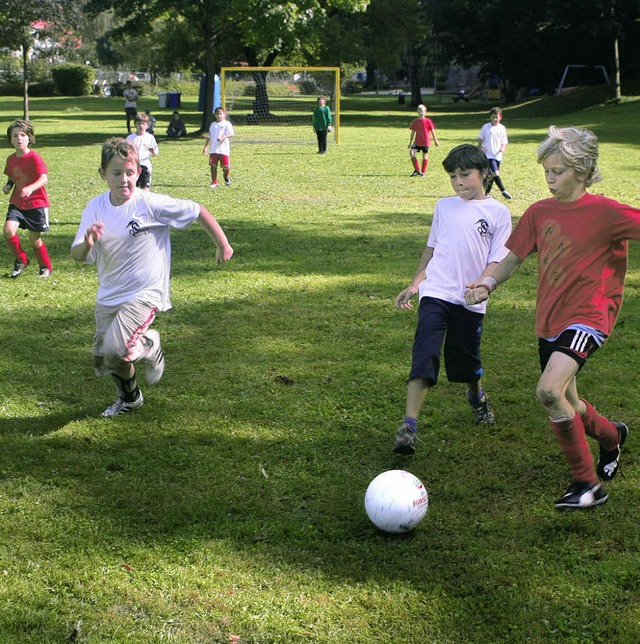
top-left (166, 111), bottom-right (187, 138)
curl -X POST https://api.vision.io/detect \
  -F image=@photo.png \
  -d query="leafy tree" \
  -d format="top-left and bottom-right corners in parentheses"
top-left (0, 0), bottom-right (83, 117)
top-left (85, 0), bottom-right (370, 130)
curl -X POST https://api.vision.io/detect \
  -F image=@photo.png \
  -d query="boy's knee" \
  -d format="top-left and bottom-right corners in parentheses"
top-left (535, 382), bottom-right (560, 408)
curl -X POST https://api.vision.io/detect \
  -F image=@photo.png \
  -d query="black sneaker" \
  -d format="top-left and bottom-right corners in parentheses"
top-left (554, 481), bottom-right (608, 511)
top-left (392, 422), bottom-right (418, 455)
top-left (467, 391), bottom-right (496, 425)
top-left (597, 421), bottom-right (629, 481)
top-left (501, 190), bottom-right (512, 199)
top-left (410, 170), bottom-right (422, 177)
top-left (224, 177), bottom-right (232, 186)
top-left (11, 259), bottom-right (28, 278)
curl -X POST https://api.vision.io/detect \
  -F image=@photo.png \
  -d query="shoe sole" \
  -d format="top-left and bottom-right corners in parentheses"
top-left (555, 495), bottom-right (609, 511)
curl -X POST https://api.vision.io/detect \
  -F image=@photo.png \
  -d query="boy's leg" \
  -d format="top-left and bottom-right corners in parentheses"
top-left (209, 155), bottom-right (218, 186)
top-left (30, 231), bottom-right (52, 275)
top-left (4, 218), bottom-right (28, 266)
top-left (421, 152), bottom-right (428, 175)
top-left (409, 148), bottom-right (421, 174)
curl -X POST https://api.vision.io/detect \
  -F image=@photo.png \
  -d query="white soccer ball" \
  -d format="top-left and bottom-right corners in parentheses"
top-left (364, 470), bottom-right (429, 534)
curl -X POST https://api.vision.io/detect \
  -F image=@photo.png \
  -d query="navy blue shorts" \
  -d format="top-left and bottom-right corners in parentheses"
top-left (409, 297), bottom-right (484, 386)
top-left (6, 205), bottom-right (50, 232)
top-left (538, 328), bottom-right (602, 372)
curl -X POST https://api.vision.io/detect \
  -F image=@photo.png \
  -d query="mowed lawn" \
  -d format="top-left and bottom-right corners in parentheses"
top-left (0, 91), bottom-right (639, 643)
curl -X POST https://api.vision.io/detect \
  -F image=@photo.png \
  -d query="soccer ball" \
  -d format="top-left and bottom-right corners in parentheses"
top-left (364, 470), bottom-right (429, 534)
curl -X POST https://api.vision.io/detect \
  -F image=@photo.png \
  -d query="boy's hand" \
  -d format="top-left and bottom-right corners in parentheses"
top-left (395, 285), bottom-right (418, 310)
top-left (464, 284), bottom-right (490, 305)
top-left (85, 221), bottom-right (105, 247)
top-left (2, 184), bottom-right (11, 195)
top-left (215, 244), bottom-right (234, 264)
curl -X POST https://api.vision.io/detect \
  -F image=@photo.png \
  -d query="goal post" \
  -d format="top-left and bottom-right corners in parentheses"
top-left (220, 66), bottom-right (341, 145)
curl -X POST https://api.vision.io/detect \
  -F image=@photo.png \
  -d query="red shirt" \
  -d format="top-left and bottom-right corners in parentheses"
top-left (4, 150), bottom-right (49, 210)
top-left (506, 193), bottom-right (640, 338)
top-left (409, 117), bottom-right (436, 147)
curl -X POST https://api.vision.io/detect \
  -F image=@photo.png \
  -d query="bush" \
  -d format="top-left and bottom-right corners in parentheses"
top-left (51, 64), bottom-right (94, 96)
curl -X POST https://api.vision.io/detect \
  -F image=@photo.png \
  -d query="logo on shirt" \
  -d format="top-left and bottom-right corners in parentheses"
top-left (127, 220), bottom-right (150, 237)
top-left (475, 218), bottom-right (492, 239)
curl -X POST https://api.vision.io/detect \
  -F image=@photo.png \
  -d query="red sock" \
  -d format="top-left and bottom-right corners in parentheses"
top-left (412, 158), bottom-right (420, 172)
top-left (35, 243), bottom-right (52, 271)
top-left (421, 158), bottom-right (428, 174)
top-left (550, 414), bottom-right (597, 483)
top-left (6, 235), bottom-right (28, 264)
top-left (580, 399), bottom-right (618, 450)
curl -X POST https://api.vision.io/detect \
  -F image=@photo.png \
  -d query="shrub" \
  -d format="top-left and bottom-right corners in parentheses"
top-left (51, 64), bottom-right (94, 96)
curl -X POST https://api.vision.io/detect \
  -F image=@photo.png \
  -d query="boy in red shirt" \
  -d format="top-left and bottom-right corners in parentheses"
top-left (2, 120), bottom-right (53, 278)
top-left (466, 125), bottom-right (638, 511)
top-left (408, 104), bottom-right (440, 177)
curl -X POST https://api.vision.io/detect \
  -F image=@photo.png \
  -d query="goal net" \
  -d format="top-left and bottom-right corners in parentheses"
top-left (220, 66), bottom-right (340, 145)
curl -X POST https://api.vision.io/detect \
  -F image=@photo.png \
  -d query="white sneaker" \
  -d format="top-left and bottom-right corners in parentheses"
top-left (209, 182), bottom-right (218, 189)
top-left (101, 391), bottom-right (144, 417)
top-left (141, 329), bottom-right (165, 385)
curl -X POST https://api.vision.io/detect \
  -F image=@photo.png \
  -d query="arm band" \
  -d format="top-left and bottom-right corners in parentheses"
top-left (480, 276), bottom-right (498, 293)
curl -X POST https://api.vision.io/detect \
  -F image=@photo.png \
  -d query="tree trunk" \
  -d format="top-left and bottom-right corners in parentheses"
top-left (200, 28), bottom-right (216, 133)
top-left (22, 44), bottom-right (29, 121)
top-left (251, 71), bottom-right (271, 119)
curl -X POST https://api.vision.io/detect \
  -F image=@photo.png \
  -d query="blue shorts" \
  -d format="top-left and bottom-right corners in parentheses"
top-left (6, 204), bottom-right (50, 232)
top-left (488, 158), bottom-right (501, 174)
top-left (409, 297), bottom-right (484, 386)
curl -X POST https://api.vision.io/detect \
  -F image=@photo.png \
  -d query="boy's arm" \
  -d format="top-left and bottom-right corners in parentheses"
top-left (408, 130), bottom-right (415, 148)
top-left (396, 245), bottom-right (434, 309)
top-left (432, 127), bottom-right (440, 147)
top-left (464, 251), bottom-right (522, 305)
top-left (2, 178), bottom-right (13, 195)
top-left (20, 173), bottom-right (48, 198)
top-left (71, 221), bottom-right (104, 262)
top-left (195, 205), bottom-right (234, 264)
top-left (202, 136), bottom-right (211, 155)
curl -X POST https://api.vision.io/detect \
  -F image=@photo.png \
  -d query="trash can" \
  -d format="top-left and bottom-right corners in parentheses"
top-left (168, 92), bottom-right (182, 108)
top-left (158, 92), bottom-right (168, 108)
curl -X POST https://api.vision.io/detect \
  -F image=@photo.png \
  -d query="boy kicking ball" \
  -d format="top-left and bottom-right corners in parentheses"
top-left (71, 138), bottom-right (233, 417)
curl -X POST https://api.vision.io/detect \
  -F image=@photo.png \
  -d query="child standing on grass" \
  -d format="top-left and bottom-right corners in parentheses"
top-left (392, 144), bottom-right (512, 456)
top-left (476, 107), bottom-right (511, 199)
top-left (203, 107), bottom-right (235, 188)
top-left (312, 96), bottom-right (332, 154)
top-left (408, 104), bottom-right (440, 177)
top-left (465, 126), bottom-right (637, 511)
top-left (2, 120), bottom-right (53, 278)
top-left (71, 138), bottom-right (234, 418)
top-left (126, 113), bottom-right (159, 190)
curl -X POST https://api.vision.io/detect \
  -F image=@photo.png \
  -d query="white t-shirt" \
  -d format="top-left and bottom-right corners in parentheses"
top-left (419, 196), bottom-right (512, 313)
top-left (126, 132), bottom-right (159, 171)
top-left (123, 88), bottom-right (138, 108)
top-left (72, 189), bottom-right (200, 310)
top-left (208, 119), bottom-right (235, 155)
top-left (477, 122), bottom-right (508, 160)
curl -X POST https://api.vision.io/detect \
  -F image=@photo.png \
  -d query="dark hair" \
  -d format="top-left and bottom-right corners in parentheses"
top-left (442, 144), bottom-right (489, 174)
top-left (7, 119), bottom-right (35, 145)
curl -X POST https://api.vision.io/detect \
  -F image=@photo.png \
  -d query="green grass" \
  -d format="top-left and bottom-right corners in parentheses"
top-left (1, 91), bottom-right (640, 643)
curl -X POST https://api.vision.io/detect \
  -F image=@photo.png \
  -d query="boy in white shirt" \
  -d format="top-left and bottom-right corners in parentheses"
top-left (126, 113), bottom-right (159, 190)
top-left (477, 107), bottom-right (512, 200)
top-left (393, 144), bottom-right (512, 455)
top-left (203, 107), bottom-right (235, 188)
top-left (71, 138), bottom-right (234, 417)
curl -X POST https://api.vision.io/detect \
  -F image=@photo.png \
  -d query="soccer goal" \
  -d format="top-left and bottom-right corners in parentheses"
top-left (220, 66), bottom-right (341, 145)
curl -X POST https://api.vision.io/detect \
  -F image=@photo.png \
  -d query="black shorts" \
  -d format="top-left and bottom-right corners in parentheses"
top-left (411, 145), bottom-right (429, 154)
top-left (488, 158), bottom-right (501, 174)
top-left (136, 166), bottom-right (151, 189)
top-left (538, 328), bottom-right (603, 372)
top-left (6, 204), bottom-right (50, 232)
top-left (409, 297), bottom-right (484, 386)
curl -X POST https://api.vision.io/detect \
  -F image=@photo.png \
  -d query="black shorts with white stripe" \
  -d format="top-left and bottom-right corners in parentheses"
top-left (538, 328), bottom-right (604, 372)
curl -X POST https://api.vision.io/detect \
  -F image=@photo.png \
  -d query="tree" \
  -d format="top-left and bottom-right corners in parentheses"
top-left (0, 0), bottom-right (83, 118)
top-left (85, 0), bottom-right (370, 131)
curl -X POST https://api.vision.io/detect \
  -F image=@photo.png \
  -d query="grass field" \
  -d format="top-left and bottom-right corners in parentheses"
top-left (1, 90), bottom-right (640, 643)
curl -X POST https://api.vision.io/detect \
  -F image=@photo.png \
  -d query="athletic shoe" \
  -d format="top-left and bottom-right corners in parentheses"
top-left (11, 259), bottom-right (28, 278)
top-left (597, 421), bottom-right (629, 481)
top-left (501, 190), bottom-right (512, 199)
top-left (224, 178), bottom-right (232, 186)
top-left (38, 267), bottom-right (51, 278)
top-left (141, 329), bottom-right (165, 385)
top-left (100, 391), bottom-right (144, 417)
top-left (467, 391), bottom-right (496, 425)
top-left (410, 170), bottom-right (422, 177)
top-left (554, 481), bottom-right (608, 511)
top-left (392, 422), bottom-right (418, 455)
top-left (209, 182), bottom-right (218, 189)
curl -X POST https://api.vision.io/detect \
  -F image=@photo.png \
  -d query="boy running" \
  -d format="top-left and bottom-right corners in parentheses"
top-left (393, 144), bottom-right (512, 455)
top-left (71, 138), bottom-right (233, 417)
top-left (466, 126), bottom-right (637, 511)
top-left (2, 120), bottom-right (53, 278)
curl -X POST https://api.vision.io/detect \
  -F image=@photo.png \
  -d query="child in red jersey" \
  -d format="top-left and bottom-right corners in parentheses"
top-left (2, 120), bottom-right (53, 278)
top-left (466, 125), bottom-right (639, 511)
top-left (408, 104), bottom-right (440, 177)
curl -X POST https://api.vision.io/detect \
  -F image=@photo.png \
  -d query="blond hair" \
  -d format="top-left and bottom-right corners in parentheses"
top-left (537, 125), bottom-right (602, 187)
top-left (100, 137), bottom-right (140, 171)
